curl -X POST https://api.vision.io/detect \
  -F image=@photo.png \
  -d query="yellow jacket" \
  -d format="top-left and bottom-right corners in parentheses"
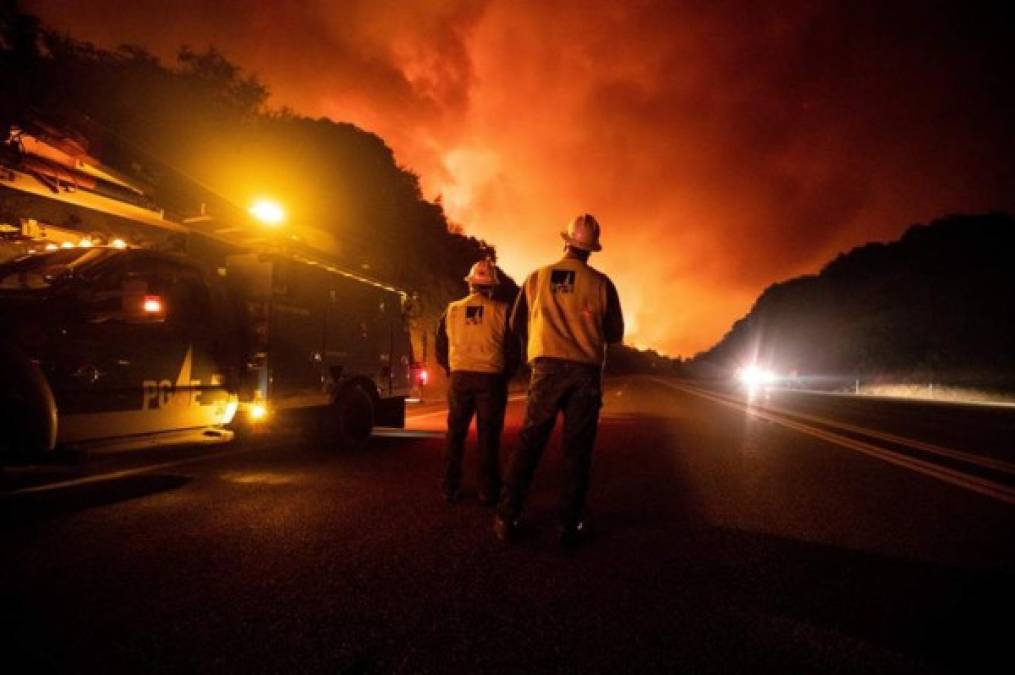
top-left (438, 292), bottom-right (512, 374)
top-left (512, 256), bottom-right (624, 366)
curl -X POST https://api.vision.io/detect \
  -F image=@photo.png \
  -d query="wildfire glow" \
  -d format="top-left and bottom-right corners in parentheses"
top-left (33, 1), bottom-right (1015, 356)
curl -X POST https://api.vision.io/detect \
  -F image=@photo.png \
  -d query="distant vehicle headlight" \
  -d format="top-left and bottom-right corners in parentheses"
top-left (737, 365), bottom-right (777, 388)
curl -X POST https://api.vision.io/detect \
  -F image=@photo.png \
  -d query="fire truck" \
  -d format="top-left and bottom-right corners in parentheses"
top-left (0, 122), bottom-right (414, 458)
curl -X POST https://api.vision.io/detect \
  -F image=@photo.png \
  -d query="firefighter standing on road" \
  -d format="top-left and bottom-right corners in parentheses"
top-left (495, 214), bottom-right (624, 544)
top-left (436, 259), bottom-right (520, 505)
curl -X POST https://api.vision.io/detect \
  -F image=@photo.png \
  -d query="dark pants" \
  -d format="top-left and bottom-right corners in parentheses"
top-left (498, 358), bottom-right (603, 528)
top-left (444, 371), bottom-right (508, 499)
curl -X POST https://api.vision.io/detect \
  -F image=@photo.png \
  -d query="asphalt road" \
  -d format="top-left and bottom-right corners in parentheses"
top-left (2, 375), bottom-right (1013, 673)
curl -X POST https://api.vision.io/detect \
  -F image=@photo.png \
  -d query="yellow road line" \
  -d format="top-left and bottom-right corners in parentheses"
top-left (774, 400), bottom-right (1014, 475)
top-left (652, 379), bottom-right (1015, 505)
top-left (696, 386), bottom-right (1015, 476)
top-left (769, 386), bottom-right (1015, 409)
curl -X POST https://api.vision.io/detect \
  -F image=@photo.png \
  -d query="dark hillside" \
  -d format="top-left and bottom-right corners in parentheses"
top-left (694, 213), bottom-right (1015, 389)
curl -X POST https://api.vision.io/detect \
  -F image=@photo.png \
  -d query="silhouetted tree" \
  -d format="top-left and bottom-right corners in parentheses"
top-left (1, 2), bottom-right (503, 373)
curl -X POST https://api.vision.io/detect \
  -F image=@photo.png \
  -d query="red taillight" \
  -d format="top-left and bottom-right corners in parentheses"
top-left (411, 365), bottom-right (429, 386)
top-left (142, 295), bottom-right (164, 314)
top-left (418, 368), bottom-right (429, 385)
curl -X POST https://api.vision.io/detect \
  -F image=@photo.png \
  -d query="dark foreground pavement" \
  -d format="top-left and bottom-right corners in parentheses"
top-left (2, 376), bottom-right (1013, 673)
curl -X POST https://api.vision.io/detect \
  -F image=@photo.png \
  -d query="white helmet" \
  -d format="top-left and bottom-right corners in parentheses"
top-left (465, 258), bottom-right (499, 287)
top-left (561, 213), bottom-right (603, 252)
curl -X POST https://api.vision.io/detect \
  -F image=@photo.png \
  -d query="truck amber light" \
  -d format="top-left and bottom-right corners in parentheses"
top-left (249, 403), bottom-right (268, 422)
top-left (142, 295), bottom-right (164, 314)
top-left (249, 199), bottom-right (286, 226)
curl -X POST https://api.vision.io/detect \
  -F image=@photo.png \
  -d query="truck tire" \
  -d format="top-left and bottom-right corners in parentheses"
top-left (323, 384), bottom-right (375, 451)
top-left (0, 344), bottom-right (57, 461)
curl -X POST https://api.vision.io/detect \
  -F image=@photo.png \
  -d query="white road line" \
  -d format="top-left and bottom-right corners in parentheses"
top-left (404, 409), bottom-right (451, 421)
top-left (5, 446), bottom-right (257, 496)
top-left (371, 429), bottom-right (445, 439)
top-left (651, 378), bottom-right (1015, 505)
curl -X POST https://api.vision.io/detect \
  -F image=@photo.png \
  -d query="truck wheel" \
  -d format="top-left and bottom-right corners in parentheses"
top-left (0, 386), bottom-right (30, 460)
top-left (324, 385), bottom-right (375, 451)
top-left (0, 346), bottom-right (57, 462)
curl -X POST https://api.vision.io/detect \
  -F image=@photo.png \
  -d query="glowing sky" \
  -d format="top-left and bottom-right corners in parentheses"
top-left (29, 0), bottom-right (1015, 355)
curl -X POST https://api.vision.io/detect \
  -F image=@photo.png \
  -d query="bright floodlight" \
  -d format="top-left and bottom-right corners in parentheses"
top-left (738, 364), bottom-right (777, 388)
top-left (249, 198), bottom-right (286, 226)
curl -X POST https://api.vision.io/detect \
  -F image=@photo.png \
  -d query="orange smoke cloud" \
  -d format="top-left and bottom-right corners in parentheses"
top-left (30, 0), bottom-right (1015, 355)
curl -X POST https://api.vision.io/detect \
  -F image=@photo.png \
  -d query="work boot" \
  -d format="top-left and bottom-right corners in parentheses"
top-left (493, 516), bottom-right (518, 542)
top-left (558, 521), bottom-right (586, 549)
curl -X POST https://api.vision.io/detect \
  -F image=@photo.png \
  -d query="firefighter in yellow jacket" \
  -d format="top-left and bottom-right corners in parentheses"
top-left (495, 214), bottom-right (624, 544)
top-left (436, 259), bottom-right (520, 505)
